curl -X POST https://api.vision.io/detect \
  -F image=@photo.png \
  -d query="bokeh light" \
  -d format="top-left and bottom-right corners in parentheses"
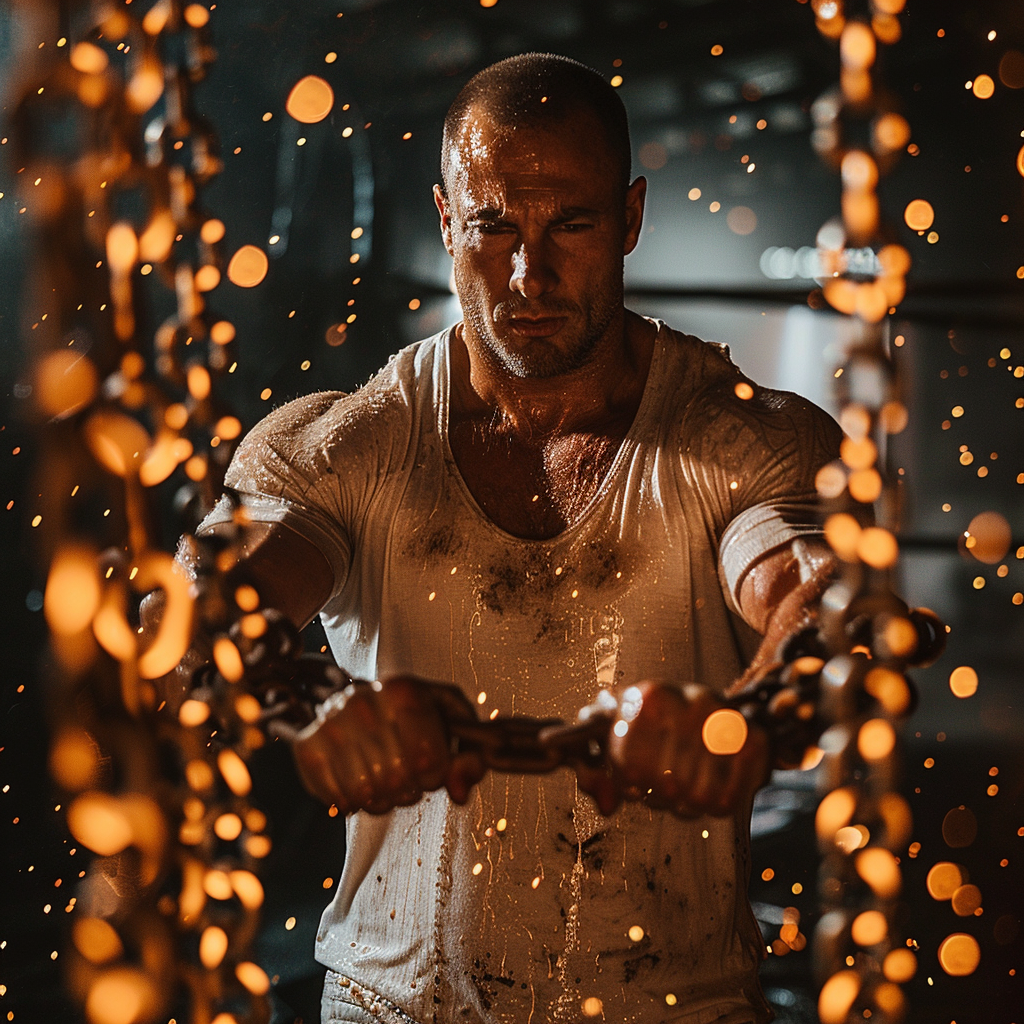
top-left (942, 806), bottom-right (978, 848)
top-left (926, 861), bottom-right (963, 900)
top-left (883, 948), bottom-right (917, 983)
top-left (726, 206), bottom-right (757, 235)
top-left (937, 933), bottom-right (981, 976)
top-left (285, 75), bottom-right (335, 123)
top-left (818, 970), bottom-right (860, 1024)
top-left (948, 665), bottom-right (979, 698)
top-left (972, 74), bottom-right (995, 98)
top-left (964, 511), bottom-right (1011, 563)
top-left (227, 244), bottom-right (269, 287)
top-left (904, 199), bottom-right (935, 231)
top-left (701, 708), bottom-right (748, 754)
top-left (35, 350), bottom-right (98, 418)
top-left (850, 909), bottom-right (887, 946)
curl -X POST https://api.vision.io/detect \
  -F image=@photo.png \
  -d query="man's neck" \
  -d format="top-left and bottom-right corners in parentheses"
top-left (450, 310), bottom-right (657, 441)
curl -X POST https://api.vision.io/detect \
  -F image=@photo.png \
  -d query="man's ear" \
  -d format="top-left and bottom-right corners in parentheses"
top-left (623, 175), bottom-right (647, 256)
top-left (433, 184), bottom-right (454, 256)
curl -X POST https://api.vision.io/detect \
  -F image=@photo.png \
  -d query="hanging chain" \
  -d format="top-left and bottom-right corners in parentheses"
top-left (788, 2), bottom-right (946, 1022)
top-left (20, 2), bottom-right (275, 1021)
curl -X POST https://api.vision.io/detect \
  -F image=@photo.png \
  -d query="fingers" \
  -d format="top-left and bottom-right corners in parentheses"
top-left (292, 696), bottom-right (378, 811)
top-left (289, 675), bottom-right (478, 814)
top-left (292, 727), bottom-right (358, 811)
top-left (445, 750), bottom-right (486, 804)
top-left (599, 682), bottom-right (769, 819)
top-left (379, 676), bottom-right (449, 793)
top-left (288, 673), bottom-right (771, 820)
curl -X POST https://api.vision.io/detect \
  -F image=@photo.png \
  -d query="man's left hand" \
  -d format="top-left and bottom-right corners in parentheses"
top-left (573, 681), bottom-right (770, 818)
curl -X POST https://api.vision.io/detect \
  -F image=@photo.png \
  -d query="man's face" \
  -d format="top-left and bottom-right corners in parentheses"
top-left (435, 109), bottom-right (646, 380)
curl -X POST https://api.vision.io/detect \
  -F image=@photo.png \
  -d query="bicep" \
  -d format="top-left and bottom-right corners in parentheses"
top-left (205, 519), bottom-right (335, 629)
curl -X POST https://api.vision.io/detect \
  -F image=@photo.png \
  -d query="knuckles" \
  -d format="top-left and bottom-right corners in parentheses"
top-left (290, 674), bottom-right (769, 820)
top-left (590, 681), bottom-right (766, 820)
top-left (291, 674), bottom-right (457, 814)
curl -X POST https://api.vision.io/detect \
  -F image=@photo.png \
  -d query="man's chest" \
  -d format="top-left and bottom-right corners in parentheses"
top-left (384, 473), bottom-right (678, 715)
top-left (358, 426), bottom-right (746, 705)
top-left (447, 419), bottom-right (627, 540)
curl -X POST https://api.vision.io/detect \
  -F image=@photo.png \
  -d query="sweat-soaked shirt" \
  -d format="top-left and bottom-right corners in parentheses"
top-left (205, 321), bottom-right (841, 1024)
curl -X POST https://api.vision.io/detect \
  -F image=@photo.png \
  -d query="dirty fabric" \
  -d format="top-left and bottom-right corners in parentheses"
top-left (206, 322), bottom-right (840, 1024)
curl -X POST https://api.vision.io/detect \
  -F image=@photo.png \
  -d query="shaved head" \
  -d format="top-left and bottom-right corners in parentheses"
top-left (441, 53), bottom-right (632, 200)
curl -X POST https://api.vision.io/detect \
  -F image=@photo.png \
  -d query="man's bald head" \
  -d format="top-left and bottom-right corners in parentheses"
top-left (440, 53), bottom-right (632, 200)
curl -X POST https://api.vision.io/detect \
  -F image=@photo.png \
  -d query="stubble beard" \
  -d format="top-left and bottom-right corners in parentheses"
top-left (459, 282), bottom-right (623, 381)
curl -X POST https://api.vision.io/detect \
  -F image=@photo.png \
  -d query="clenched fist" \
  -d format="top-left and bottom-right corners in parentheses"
top-left (573, 681), bottom-right (771, 818)
top-left (287, 675), bottom-right (485, 815)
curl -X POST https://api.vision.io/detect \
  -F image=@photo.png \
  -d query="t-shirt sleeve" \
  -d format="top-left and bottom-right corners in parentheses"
top-left (684, 379), bottom-right (842, 619)
top-left (196, 392), bottom-right (355, 592)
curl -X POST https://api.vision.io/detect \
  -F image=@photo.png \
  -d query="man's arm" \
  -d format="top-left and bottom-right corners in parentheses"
top-left (220, 521), bottom-right (336, 630)
top-left (144, 521), bottom-right (334, 711)
top-left (151, 520), bottom-right (483, 813)
top-left (733, 537), bottom-right (837, 689)
top-left (575, 537), bottom-right (837, 819)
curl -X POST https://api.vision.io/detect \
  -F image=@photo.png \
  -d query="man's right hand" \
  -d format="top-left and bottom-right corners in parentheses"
top-left (286, 675), bottom-right (486, 815)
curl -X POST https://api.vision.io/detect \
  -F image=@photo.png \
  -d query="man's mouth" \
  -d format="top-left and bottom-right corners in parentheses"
top-left (507, 316), bottom-right (567, 338)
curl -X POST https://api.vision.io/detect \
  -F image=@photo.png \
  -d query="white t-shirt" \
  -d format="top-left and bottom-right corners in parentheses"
top-left (210, 321), bottom-right (840, 1024)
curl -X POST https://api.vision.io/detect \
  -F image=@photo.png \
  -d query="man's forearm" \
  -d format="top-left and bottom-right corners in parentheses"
top-left (731, 540), bottom-right (839, 690)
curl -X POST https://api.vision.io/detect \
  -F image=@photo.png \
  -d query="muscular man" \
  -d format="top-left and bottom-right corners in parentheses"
top-left (197, 53), bottom-right (840, 1024)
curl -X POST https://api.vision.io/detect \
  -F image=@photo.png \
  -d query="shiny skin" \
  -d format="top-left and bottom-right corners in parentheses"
top-left (434, 107), bottom-right (646, 382)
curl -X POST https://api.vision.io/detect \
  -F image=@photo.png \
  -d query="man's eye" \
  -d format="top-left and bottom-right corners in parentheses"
top-left (473, 222), bottom-right (512, 234)
top-left (558, 222), bottom-right (593, 232)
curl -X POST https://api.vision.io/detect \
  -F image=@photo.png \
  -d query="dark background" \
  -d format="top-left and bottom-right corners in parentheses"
top-left (1, 1), bottom-right (1022, 1022)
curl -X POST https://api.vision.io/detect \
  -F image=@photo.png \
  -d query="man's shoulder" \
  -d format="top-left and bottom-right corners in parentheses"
top-left (655, 322), bottom-right (737, 386)
top-left (654, 322), bottom-right (841, 451)
top-left (230, 332), bottom-right (444, 474)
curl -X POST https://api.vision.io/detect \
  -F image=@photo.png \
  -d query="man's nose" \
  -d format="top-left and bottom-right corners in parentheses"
top-left (509, 241), bottom-right (557, 299)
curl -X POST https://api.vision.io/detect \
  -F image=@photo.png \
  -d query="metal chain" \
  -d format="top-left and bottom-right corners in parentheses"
top-left (20, 3), bottom-right (271, 1022)
top-left (794, 3), bottom-right (946, 1022)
